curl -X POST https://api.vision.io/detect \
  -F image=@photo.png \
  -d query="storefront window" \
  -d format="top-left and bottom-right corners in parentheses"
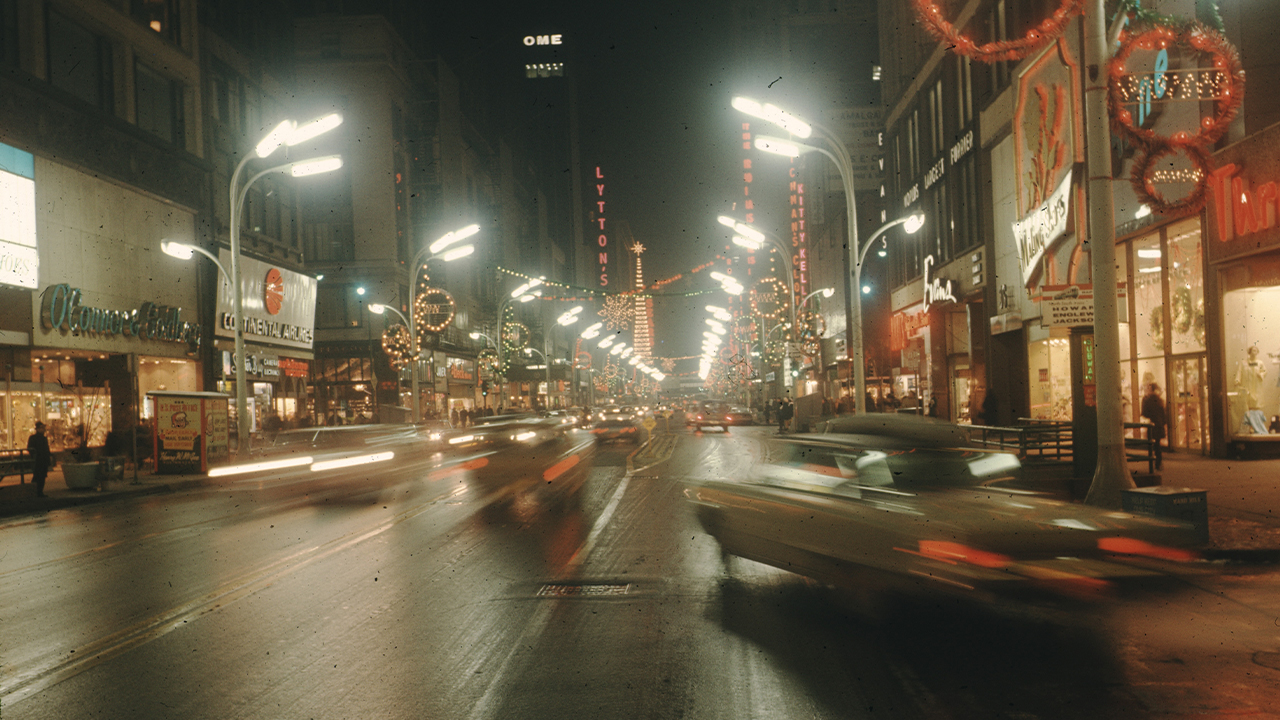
top-left (1223, 285), bottom-right (1280, 436)
top-left (1132, 233), bottom-right (1165, 359)
top-left (1028, 330), bottom-right (1072, 420)
top-left (1118, 243), bottom-right (1131, 362)
top-left (1166, 219), bottom-right (1205, 354)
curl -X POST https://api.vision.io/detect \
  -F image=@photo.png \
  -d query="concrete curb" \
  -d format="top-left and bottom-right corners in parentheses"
top-left (0, 477), bottom-right (211, 520)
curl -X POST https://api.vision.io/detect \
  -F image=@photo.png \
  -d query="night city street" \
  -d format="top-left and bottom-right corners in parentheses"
top-left (4, 0), bottom-right (1280, 716)
top-left (4, 422), bottom-right (1279, 719)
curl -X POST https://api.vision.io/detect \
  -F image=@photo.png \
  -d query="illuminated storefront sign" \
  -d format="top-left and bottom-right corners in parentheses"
top-left (0, 143), bottom-right (38, 289)
top-left (594, 166), bottom-right (609, 287)
top-left (1208, 163), bottom-right (1279, 243)
top-left (790, 165), bottom-right (807, 305)
top-left (522, 34), bottom-right (563, 46)
top-left (215, 250), bottom-right (316, 350)
top-left (40, 283), bottom-right (200, 346)
top-left (1012, 169), bottom-right (1073, 285)
top-left (921, 255), bottom-right (957, 310)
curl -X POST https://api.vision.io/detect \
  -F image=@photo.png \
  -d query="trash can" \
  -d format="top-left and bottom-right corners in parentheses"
top-left (1122, 486), bottom-right (1208, 545)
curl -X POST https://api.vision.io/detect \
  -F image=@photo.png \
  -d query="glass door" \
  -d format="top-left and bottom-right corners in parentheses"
top-left (1169, 355), bottom-right (1206, 453)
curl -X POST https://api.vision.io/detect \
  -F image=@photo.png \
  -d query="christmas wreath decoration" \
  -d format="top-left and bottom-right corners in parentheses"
top-left (911, 0), bottom-right (1084, 64)
top-left (381, 324), bottom-right (413, 369)
top-left (1107, 21), bottom-right (1244, 152)
top-left (1129, 141), bottom-right (1212, 217)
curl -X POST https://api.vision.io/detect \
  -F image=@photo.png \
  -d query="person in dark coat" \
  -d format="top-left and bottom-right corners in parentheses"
top-left (777, 397), bottom-right (793, 432)
top-left (27, 421), bottom-right (52, 498)
top-left (980, 391), bottom-right (999, 426)
top-left (1140, 383), bottom-right (1168, 470)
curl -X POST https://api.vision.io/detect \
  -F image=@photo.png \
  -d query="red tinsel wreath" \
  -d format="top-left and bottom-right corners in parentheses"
top-left (1130, 142), bottom-right (1212, 217)
top-left (1107, 21), bottom-right (1244, 152)
top-left (912, 0), bottom-right (1084, 64)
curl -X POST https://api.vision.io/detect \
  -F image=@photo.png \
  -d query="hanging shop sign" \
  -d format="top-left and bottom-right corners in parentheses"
top-left (41, 283), bottom-right (200, 347)
top-left (215, 250), bottom-right (316, 350)
top-left (1013, 170), bottom-right (1073, 286)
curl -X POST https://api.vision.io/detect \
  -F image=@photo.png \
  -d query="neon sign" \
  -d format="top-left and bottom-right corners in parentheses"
top-left (595, 166), bottom-right (608, 287)
top-left (922, 255), bottom-right (956, 310)
top-left (1209, 163), bottom-right (1279, 242)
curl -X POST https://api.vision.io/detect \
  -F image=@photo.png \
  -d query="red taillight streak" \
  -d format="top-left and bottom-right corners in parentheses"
top-left (1098, 536), bottom-right (1199, 562)
top-left (917, 540), bottom-right (1012, 569)
top-left (543, 454), bottom-right (581, 481)
top-left (460, 457), bottom-right (489, 471)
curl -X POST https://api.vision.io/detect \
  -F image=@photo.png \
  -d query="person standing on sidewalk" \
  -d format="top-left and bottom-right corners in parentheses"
top-left (1141, 383), bottom-right (1168, 470)
top-left (27, 421), bottom-right (52, 498)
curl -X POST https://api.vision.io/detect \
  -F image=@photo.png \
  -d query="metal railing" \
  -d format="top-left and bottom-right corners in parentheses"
top-left (967, 419), bottom-right (1073, 463)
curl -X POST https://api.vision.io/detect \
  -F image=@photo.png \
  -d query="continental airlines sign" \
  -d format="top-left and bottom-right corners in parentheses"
top-left (215, 250), bottom-right (316, 350)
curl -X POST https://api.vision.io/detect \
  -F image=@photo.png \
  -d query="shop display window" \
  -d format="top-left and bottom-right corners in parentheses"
top-left (1166, 220), bottom-right (1205, 354)
top-left (1028, 330), bottom-right (1072, 420)
top-left (1132, 233), bottom-right (1165, 359)
top-left (1223, 285), bottom-right (1280, 437)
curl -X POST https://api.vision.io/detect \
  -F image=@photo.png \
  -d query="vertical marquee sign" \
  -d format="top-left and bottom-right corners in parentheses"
top-left (594, 166), bottom-right (609, 288)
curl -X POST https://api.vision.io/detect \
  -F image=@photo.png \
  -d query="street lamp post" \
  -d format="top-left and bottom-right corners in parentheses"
top-left (367, 302), bottom-right (411, 416)
top-left (469, 331), bottom-right (498, 409)
top-left (402, 225), bottom-right (480, 423)
top-left (523, 346), bottom-right (548, 409)
top-left (227, 113), bottom-right (343, 453)
top-left (848, 215), bottom-right (925, 411)
top-left (717, 216), bottom-right (797, 334)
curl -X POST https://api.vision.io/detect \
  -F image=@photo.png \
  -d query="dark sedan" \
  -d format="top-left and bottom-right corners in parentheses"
top-left (688, 416), bottom-right (1201, 604)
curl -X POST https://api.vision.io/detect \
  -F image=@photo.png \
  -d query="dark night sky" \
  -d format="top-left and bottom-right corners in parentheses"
top-left (423, 0), bottom-right (787, 361)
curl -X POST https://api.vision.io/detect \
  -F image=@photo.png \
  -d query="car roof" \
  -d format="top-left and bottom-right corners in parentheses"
top-left (813, 414), bottom-right (974, 448)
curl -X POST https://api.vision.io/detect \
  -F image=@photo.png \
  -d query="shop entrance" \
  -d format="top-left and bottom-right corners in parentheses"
top-left (1170, 355), bottom-right (1207, 452)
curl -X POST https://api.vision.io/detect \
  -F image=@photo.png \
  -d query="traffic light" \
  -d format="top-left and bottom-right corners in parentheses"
top-left (481, 380), bottom-right (489, 396)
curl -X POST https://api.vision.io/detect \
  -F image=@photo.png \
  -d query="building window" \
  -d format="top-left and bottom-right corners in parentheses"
top-left (131, 0), bottom-right (180, 43)
top-left (47, 9), bottom-right (113, 111)
top-left (316, 284), bottom-right (364, 329)
top-left (135, 61), bottom-right (182, 144)
top-left (302, 172), bottom-right (355, 262)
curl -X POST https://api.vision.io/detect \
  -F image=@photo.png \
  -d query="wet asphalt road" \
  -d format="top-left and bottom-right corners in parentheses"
top-left (2, 424), bottom-right (1278, 719)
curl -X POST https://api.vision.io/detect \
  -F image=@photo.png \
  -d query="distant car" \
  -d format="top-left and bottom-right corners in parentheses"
top-left (591, 406), bottom-right (641, 444)
top-left (689, 402), bottom-right (731, 432)
top-left (688, 415), bottom-right (1201, 604)
top-left (725, 406), bottom-right (755, 425)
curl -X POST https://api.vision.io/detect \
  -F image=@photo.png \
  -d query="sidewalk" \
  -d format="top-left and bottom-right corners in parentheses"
top-left (0, 464), bottom-right (210, 521)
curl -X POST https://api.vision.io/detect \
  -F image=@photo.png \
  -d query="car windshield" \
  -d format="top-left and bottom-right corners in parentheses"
top-left (761, 440), bottom-right (1022, 493)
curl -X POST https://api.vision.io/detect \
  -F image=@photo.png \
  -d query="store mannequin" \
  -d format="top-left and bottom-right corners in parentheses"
top-left (1235, 345), bottom-right (1267, 409)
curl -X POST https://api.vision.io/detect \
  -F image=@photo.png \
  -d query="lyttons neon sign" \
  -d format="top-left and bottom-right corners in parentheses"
top-left (595, 166), bottom-right (608, 287)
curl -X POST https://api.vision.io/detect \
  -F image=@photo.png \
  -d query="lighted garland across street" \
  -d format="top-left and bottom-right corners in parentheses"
top-left (496, 266), bottom-right (716, 300)
top-left (912, 0), bottom-right (1083, 64)
top-left (1106, 20), bottom-right (1244, 216)
top-left (797, 311), bottom-right (826, 358)
top-left (381, 324), bottom-right (413, 369)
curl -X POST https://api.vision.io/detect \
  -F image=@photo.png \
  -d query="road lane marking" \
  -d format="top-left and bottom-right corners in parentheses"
top-left (564, 474), bottom-right (630, 571)
top-left (0, 486), bottom-right (466, 708)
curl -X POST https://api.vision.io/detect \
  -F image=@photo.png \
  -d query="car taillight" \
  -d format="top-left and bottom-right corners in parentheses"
top-left (916, 540), bottom-right (1011, 569)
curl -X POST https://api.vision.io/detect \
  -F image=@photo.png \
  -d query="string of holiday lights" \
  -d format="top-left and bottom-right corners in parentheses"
top-left (1131, 142), bottom-right (1212, 217)
top-left (749, 278), bottom-right (790, 323)
top-left (413, 287), bottom-right (456, 335)
top-left (496, 267), bottom-right (717, 299)
top-left (599, 294), bottom-right (633, 331)
top-left (911, 0), bottom-right (1084, 64)
top-left (1105, 20), bottom-right (1243, 216)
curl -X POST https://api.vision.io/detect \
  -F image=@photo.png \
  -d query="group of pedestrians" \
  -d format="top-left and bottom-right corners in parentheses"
top-left (450, 406), bottom-right (493, 428)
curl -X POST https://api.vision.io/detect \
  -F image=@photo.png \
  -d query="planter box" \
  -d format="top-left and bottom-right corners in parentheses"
top-left (62, 462), bottom-right (99, 490)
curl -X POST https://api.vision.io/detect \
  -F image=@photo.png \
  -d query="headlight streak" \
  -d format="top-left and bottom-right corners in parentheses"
top-left (208, 456), bottom-right (315, 477)
top-left (309, 451), bottom-right (395, 472)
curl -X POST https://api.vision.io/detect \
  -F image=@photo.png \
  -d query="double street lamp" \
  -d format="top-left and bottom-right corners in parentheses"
top-left (398, 225), bottom-right (481, 423)
top-left (166, 112), bottom-right (344, 452)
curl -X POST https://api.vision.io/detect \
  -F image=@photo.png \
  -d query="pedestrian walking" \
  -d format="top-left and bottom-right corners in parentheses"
top-left (1141, 383), bottom-right (1168, 470)
top-left (778, 397), bottom-right (793, 433)
top-left (27, 421), bottom-right (52, 498)
top-left (451, 408), bottom-right (460, 428)
top-left (763, 400), bottom-right (773, 425)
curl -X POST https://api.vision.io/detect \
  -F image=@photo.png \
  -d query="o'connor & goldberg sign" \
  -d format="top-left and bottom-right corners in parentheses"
top-left (215, 250), bottom-right (317, 351)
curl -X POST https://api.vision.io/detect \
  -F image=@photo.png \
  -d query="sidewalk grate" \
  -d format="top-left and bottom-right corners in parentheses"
top-left (536, 582), bottom-right (631, 597)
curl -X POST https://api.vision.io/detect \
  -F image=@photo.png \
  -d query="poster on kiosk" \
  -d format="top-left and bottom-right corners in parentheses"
top-left (149, 391), bottom-right (231, 474)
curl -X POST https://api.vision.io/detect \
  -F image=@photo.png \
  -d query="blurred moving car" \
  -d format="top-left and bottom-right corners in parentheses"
top-left (688, 415), bottom-right (1201, 603)
top-left (458, 414), bottom-right (594, 511)
top-left (725, 406), bottom-right (754, 425)
top-left (688, 401), bottom-right (731, 433)
top-left (591, 406), bottom-right (641, 444)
